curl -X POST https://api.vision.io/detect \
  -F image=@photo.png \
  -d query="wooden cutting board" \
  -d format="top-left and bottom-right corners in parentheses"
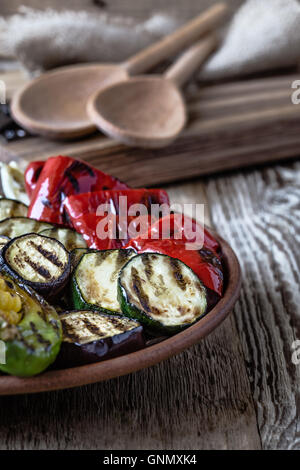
top-left (1, 71), bottom-right (300, 187)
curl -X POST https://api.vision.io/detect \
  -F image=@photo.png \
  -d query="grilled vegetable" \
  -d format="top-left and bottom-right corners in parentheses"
top-left (70, 247), bottom-right (90, 269)
top-left (63, 188), bottom-right (169, 249)
top-left (0, 273), bottom-right (62, 377)
top-left (72, 249), bottom-right (136, 314)
top-left (0, 198), bottom-right (28, 221)
top-left (39, 227), bottom-right (87, 252)
top-left (28, 156), bottom-right (129, 225)
top-left (56, 310), bottom-right (144, 367)
top-left (0, 235), bottom-right (9, 249)
top-left (118, 253), bottom-right (207, 334)
top-left (1, 233), bottom-right (71, 299)
top-left (0, 217), bottom-right (53, 239)
top-left (126, 214), bottom-right (223, 296)
top-left (0, 161), bottom-right (30, 205)
top-left (24, 161), bottom-right (45, 199)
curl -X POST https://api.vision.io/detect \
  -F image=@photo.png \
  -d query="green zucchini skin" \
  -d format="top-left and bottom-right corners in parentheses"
top-left (0, 198), bottom-right (28, 222)
top-left (71, 249), bottom-right (136, 315)
top-left (55, 310), bottom-right (144, 368)
top-left (118, 253), bottom-right (208, 335)
top-left (0, 233), bottom-right (71, 300)
top-left (0, 272), bottom-right (62, 377)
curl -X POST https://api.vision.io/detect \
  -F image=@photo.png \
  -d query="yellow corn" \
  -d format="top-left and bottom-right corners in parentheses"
top-left (0, 277), bottom-right (22, 325)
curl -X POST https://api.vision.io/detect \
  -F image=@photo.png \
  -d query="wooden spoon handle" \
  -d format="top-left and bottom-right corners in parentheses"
top-left (164, 35), bottom-right (218, 88)
top-left (122, 3), bottom-right (227, 76)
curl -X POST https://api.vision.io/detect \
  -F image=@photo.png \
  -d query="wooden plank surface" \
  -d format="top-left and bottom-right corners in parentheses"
top-left (206, 162), bottom-right (300, 449)
top-left (2, 73), bottom-right (300, 187)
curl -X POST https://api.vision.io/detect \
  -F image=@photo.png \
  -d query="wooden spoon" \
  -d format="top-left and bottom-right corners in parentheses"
top-left (87, 36), bottom-right (217, 149)
top-left (10, 3), bottom-right (227, 140)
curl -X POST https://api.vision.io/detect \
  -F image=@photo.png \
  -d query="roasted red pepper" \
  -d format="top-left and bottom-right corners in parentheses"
top-left (25, 161), bottom-right (45, 199)
top-left (64, 189), bottom-right (169, 249)
top-left (126, 214), bottom-right (223, 296)
top-left (27, 156), bottom-right (129, 225)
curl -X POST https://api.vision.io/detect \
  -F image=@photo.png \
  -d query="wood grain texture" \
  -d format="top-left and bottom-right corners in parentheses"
top-left (0, 308), bottom-right (260, 450)
top-left (2, 73), bottom-right (300, 187)
top-left (205, 161), bottom-right (300, 449)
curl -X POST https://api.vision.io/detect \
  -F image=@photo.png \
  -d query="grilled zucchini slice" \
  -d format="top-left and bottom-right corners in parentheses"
top-left (0, 235), bottom-right (9, 249)
top-left (72, 248), bottom-right (136, 314)
top-left (0, 198), bottom-right (28, 221)
top-left (118, 253), bottom-right (207, 334)
top-left (39, 227), bottom-right (87, 252)
top-left (70, 247), bottom-right (96, 270)
top-left (0, 217), bottom-right (53, 238)
top-left (56, 310), bottom-right (144, 367)
top-left (1, 233), bottom-right (71, 299)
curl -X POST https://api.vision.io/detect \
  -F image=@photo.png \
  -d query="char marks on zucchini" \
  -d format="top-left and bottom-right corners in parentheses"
top-left (39, 227), bottom-right (87, 252)
top-left (118, 253), bottom-right (207, 334)
top-left (0, 198), bottom-right (28, 222)
top-left (0, 217), bottom-right (53, 239)
top-left (72, 248), bottom-right (136, 314)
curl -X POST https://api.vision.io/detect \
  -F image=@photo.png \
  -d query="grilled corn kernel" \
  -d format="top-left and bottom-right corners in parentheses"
top-left (0, 279), bottom-right (22, 325)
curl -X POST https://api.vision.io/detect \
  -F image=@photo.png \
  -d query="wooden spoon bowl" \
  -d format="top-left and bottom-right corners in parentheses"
top-left (89, 76), bottom-right (187, 148)
top-left (11, 64), bottom-right (127, 139)
top-left (88, 36), bottom-right (218, 148)
top-left (0, 232), bottom-right (241, 395)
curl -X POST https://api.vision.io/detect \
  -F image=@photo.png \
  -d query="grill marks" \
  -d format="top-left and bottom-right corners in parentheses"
top-left (120, 253), bottom-right (208, 329)
top-left (141, 255), bottom-right (153, 280)
top-left (4, 234), bottom-right (69, 284)
top-left (39, 228), bottom-right (87, 252)
top-left (61, 311), bottom-right (139, 345)
top-left (111, 249), bottom-right (134, 282)
top-left (131, 267), bottom-right (151, 313)
top-left (0, 217), bottom-right (52, 238)
top-left (14, 252), bottom-right (52, 280)
top-left (28, 240), bottom-right (64, 268)
top-left (168, 257), bottom-right (187, 291)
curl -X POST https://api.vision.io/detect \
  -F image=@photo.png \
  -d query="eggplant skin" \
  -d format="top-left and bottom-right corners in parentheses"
top-left (55, 311), bottom-right (145, 368)
top-left (56, 327), bottom-right (144, 368)
top-left (0, 233), bottom-right (71, 301)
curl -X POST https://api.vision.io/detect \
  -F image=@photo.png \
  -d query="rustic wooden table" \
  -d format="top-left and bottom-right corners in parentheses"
top-left (0, 0), bottom-right (299, 451)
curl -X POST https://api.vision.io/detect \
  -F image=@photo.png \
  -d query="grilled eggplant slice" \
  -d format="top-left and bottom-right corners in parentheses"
top-left (0, 216), bottom-right (53, 238)
top-left (56, 310), bottom-right (144, 367)
top-left (72, 249), bottom-right (136, 314)
top-left (0, 272), bottom-right (62, 377)
top-left (1, 233), bottom-right (71, 299)
top-left (118, 253), bottom-right (207, 334)
top-left (39, 227), bottom-right (88, 252)
top-left (0, 198), bottom-right (28, 221)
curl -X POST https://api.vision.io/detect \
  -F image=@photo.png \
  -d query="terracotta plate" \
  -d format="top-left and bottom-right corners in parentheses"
top-left (0, 233), bottom-right (241, 395)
